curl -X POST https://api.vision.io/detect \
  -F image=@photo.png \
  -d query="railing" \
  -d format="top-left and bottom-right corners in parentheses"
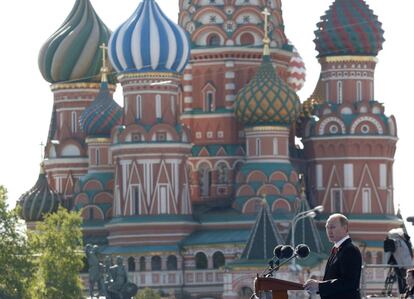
top-left (361, 263), bottom-right (404, 298)
top-left (127, 269), bottom-right (224, 288)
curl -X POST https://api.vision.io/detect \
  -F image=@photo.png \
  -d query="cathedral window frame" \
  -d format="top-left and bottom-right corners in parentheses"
top-left (155, 94), bottom-right (162, 119)
top-left (95, 148), bottom-right (100, 165)
top-left (202, 83), bottom-right (216, 112)
top-left (331, 188), bottom-right (343, 213)
top-left (71, 111), bottom-right (77, 133)
top-left (316, 164), bottom-right (323, 189)
top-left (343, 164), bottom-right (354, 189)
top-left (325, 82), bottom-right (329, 101)
top-left (136, 95), bottom-right (142, 120)
top-left (356, 80), bottom-right (362, 102)
top-left (158, 184), bottom-right (169, 214)
top-left (128, 257), bottom-right (136, 272)
top-left (273, 138), bottom-right (278, 155)
top-left (255, 138), bottom-right (261, 156)
top-left (362, 188), bottom-right (372, 213)
top-left (195, 252), bottom-right (208, 270)
top-left (337, 80), bottom-right (343, 104)
top-left (129, 184), bottom-right (141, 215)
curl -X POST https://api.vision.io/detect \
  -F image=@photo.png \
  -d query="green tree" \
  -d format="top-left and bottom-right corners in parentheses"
top-left (134, 287), bottom-right (162, 299)
top-left (29, 207), bottom-right (84, 299)
top-left (0, 185), bottom-right (34, 299)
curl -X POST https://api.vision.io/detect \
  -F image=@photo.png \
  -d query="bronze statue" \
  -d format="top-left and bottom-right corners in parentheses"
top-left (85, 245), bottom-right (138, 299)
top-left (85, 244), bottom-right (106, 298)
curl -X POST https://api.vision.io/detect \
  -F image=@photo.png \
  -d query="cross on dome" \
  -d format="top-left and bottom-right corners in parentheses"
top-left (262, 8), bottom-right (271, 55)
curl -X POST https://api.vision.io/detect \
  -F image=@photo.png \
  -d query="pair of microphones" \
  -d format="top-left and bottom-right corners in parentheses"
top-left (263, 244), bottom-right (310, 277)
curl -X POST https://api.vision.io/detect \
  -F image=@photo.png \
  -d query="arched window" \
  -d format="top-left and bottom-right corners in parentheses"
top-left (139, 256), bottom-right (146, 271)
top-left (216, 163), bottom-right (228, 184)
top-left (151, 256), bottom-right (162, 271)
top-left (136, 95), bottom-right (142, 119)
top-left (195, 252), bottom-right (208, 269)
top-left (337, 81), bottom-right (343, 104)
top-left (199, 164), bottom-right (211, 197)
top-left (167, 255), bottom-right (178, 270)
top-left (240, 33), bottom-right (254, 46)
top-left (155, 95), bottom-right (162, 119)
top-left (128, 257), bottom-right (135, 272)
top-left (205, 91), bottom-right (214, 112)
top-left (207, 34), bottom-right (221, 46)
top-left (212, 251), bottom-right (225, 269)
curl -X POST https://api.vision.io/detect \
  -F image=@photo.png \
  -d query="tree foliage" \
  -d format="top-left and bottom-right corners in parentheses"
top-left (134, 287), bottom-right (162, 299)
top-left (29, 207), bottom-right (84, 299)
top-left (0, 185), bottom-right (34, 299)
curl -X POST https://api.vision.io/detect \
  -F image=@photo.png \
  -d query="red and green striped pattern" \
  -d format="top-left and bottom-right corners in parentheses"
top-left (314, 0), bottom-right (384, 57)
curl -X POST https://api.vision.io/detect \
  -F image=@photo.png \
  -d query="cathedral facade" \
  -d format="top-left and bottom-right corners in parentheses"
top-left (19, 0), bottom-right (402, 297)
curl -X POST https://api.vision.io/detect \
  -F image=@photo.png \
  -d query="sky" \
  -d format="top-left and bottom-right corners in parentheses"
top-left (0, 0), bottom-right (413, 235)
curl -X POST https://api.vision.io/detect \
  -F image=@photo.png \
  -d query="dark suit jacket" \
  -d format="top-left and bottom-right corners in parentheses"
top-left (319, 238), bottom-right (362, 299)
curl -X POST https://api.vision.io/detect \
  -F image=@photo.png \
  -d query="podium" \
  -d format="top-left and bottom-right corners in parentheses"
top-left (254, 276), bottom-right (304, 299)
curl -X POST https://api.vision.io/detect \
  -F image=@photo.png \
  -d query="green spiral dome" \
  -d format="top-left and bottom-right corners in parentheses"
top-left (38, 0), bottom-right (113, 84)
top-left (235, 55), bottom-right (300, 127)
top-left (18, 165), bottom-right (60, 222)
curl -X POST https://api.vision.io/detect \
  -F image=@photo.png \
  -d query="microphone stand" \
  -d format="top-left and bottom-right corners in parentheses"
top-left (263, 253), bottom-right (299, 277)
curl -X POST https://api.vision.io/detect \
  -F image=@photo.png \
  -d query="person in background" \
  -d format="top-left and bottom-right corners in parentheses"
top-left (304, 213), bottom-right (362, 299)
top-left (402, 268), bottom-right (414, 298)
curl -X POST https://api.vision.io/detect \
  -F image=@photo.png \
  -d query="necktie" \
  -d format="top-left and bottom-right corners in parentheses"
top-left (331, 246), bottom-right (338, 255)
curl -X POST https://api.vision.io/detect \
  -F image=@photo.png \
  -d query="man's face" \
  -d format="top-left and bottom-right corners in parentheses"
top-left (406, 272), bottom-right (414, 287)
top-left (325, 217), bottom-right (348, 243)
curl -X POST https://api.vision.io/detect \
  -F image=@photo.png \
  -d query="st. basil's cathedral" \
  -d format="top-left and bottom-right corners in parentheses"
top-left (18, 0), bottom-right (402, 297)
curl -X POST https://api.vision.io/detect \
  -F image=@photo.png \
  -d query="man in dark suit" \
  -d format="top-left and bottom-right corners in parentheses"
top-left (304, 213), bottom-right (362, 299)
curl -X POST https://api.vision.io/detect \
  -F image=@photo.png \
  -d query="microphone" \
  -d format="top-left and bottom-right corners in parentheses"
top-left (263, 244), bottom-right (311, 277)
top-left (280, 245), bottom-right (294, 259)
top-left (295, 244), bottom-right (310, 259)
top-left (273, 245), bottom-right (283, 259)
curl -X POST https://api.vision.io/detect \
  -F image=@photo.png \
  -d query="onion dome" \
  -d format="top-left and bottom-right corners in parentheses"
top-left (18, 164), bottom-right (60, 222)
top-left (235, 55), bottom-right (300, 127)
top-left (108, 0), bottom-right (190, 74)
top-left (286, 45), bottom-right (306, 92)
top-left (38, 0), bottom-right (112, 83)
top-left (314, 0), bottom-right (384, 57)
top-left (79, 82), bottom-right (122, 136)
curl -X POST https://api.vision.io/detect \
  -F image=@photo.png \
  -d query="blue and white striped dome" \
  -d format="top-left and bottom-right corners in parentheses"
top-left (108, 0), bottom-right (190, 74)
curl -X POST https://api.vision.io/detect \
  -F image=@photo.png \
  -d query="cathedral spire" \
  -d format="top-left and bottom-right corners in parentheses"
top-left (99, 43), bottom-right (109, 83)
top-left (262, 8), bottom-right (271, 56)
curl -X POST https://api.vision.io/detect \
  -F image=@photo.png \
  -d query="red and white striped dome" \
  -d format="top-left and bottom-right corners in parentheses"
top-left (286, 45), bottom-right (306, 92)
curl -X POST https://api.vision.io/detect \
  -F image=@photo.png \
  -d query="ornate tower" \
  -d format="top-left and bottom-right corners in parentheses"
top-left (107, 0), bottom-right (195, 247)
top-left (233, 12), bottom-right (301, 215)
top-left (18, 163), bottom-right (61, 229)
top-left (38, 0), bottom-right (113, 206)
top-left (178, 0), bottom-right (303, 204)
top-left (73, 47), bottom-right (123, 243)
top-left (301, 0), bottom-right (400, 243)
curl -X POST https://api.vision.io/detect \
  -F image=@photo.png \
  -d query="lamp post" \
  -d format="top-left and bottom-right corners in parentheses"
top-left (291, 205), bottom-right (324, 247)
top-left (290, 205), bottom-right (324, 270)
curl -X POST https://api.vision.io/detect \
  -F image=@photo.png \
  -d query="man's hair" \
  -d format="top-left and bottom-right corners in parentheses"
top-left (407, 268), bottom-right (414, 277)
top-left (328, 213), bottom-right (349, 227)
